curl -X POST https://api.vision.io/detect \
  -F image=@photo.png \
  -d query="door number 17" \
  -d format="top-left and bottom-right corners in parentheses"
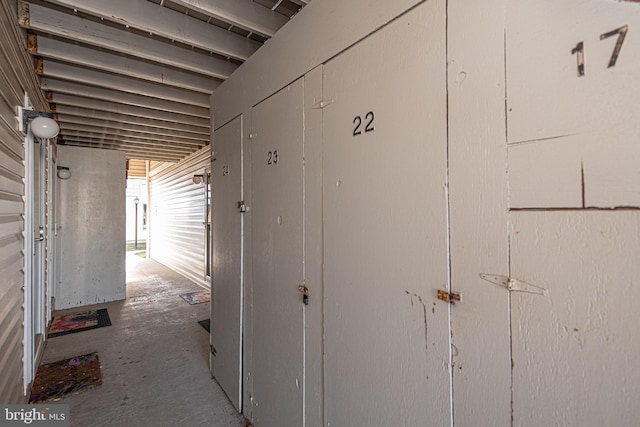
top-left (572, 25), bottom-right (628, 77)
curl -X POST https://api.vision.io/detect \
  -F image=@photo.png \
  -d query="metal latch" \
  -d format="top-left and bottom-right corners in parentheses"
top-left (479, 274), bottom-right (547, 295)
top-left (437, 289), bottom-right (461, 305)
top-left (298, 285), bottom-right (309, 305)
top-left (237, 201), bottom-right (246, 213)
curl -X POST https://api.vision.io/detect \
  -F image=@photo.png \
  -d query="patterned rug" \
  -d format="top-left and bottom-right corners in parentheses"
top-left (49, 309), bottom-right (111, 338)
top-left (29, 353), bottom-right (102, 403)
top-left (179, 291), bottom-right (210, 305)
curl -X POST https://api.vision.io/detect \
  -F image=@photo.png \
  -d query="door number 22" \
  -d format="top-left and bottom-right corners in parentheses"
top-left (353, 111), bottom-right (375, 136)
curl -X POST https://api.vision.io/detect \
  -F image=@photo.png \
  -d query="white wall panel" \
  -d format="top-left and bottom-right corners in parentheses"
top-left (322, 3), bottom-right (450, 426)
top-left (57, 145), bottom-right (126, 309)
top-left (447, 0), bottom-right (512, 425)
top-left (149, 146), bottom-right (210, 289)
top-left (511, 211), bottom-right (640, 425)
top-left (506, 0), bottom-right (640, 208)
top-left (213, 0), bottom-right (426, 127)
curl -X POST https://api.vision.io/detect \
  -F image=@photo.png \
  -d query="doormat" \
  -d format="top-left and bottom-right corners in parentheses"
top-left (49, 309), bottom-right (112, 338)
top-left (29, 352), bottom-right (102, 403)
top-left (198, 319), bottom-right (210, 333)
top-left (179, 291), bottom-right (210, 305)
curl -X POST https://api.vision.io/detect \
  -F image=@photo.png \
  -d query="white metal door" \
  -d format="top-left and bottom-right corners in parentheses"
top-left (510, 211), bottom-right (640, 425)
top-left (211, 116), bottom-right (243, 411)
top-left (505, 3), bottom-right (640, 424)
top-left (251, 79), bottom-right (304, 427)
top-left (322, 3), bottom-right (451, 426)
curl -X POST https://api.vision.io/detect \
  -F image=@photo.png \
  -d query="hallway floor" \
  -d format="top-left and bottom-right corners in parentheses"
top-left (40, 253), bottom-right (246, 427)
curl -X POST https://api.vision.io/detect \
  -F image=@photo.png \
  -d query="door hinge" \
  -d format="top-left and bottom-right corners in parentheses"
top-left (237, 201), bottom-right (246, 213)
top-left (210, 345), bottom-right (217, 356)
top-left (298, 285), bottom-right (309, 305)
top-left (479, 273), bottom-right (547, 296)
top-left (437, 289), bottom-right (461, 305)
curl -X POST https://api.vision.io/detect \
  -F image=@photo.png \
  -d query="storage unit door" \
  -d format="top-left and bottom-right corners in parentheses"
top-left (211, 115), bottom-right (243, 411)
top-left (510, 211), bottom-right (640, 425)
top-left (250, 79), bottom-right (304, 427)
top-left (322, 2), bottom-right (450, 426)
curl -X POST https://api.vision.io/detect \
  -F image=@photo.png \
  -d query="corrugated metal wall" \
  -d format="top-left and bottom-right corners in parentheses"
top-left (0, 0), bottom-right (49, 403)
top-left (149, 147), bottom-right (210, 289)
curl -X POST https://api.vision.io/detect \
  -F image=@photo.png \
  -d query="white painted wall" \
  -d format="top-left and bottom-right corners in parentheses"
top-left (212, 0), bottom-right (640, 425)
top-left (149, 146), bottom-right (210, 289)
top-left (56, 145), bottom-right (126, 309)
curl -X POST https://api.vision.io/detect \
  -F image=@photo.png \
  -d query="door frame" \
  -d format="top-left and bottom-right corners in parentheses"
top-left (23, 110), bottom-right (49, 393)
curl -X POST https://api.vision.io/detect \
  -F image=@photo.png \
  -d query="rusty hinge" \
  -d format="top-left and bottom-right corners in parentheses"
top-left (479, 273), bottom-right (547, 296)
top-left (437, 289), bottom-right (461, 305)
top-left (297, 285), bottom-right (309, 305)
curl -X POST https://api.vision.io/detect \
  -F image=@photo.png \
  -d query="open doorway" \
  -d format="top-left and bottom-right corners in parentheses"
top-left (126, 177), bottom-right (148, 258)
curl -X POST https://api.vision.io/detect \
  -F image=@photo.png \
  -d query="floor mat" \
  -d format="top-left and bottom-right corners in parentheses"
top-left (49, 309), bottom-right (112, 338)
top-left (29, 352), bottom-right (102, 403)
top-left (198, 319), bottom-right (210, 333)
top-left (179, 291), bottom-right (210, 305)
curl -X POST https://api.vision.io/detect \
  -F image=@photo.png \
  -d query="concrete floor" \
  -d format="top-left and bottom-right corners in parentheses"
top-left (40, 253), bottom-right (246, 427)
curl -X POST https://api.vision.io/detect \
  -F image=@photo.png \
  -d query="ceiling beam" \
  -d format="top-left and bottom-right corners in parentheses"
top-left (39, 0), bottom-right (261, 60)
top-left (59, 136), bottom-right (194, 153)
top-left (58, 133), bottom-right (198, 153)
top-left (18, 1), bottom-right (238, 77)
top-left (58, 122), bottom-right (206, 148)
top-left (30, 34), bottom-right (221, 94)
top-left (39, 59), bottom-right (210, 107)
top-left (54, 114), bottom-right (209, 145)
top-left (49, 93), bottom-right (209, 130)
top-left (53, 106), bottom-right (209, 139)
top-left (170, 0), bottom-right (288, 38)
top-left (59, 141), bottom-right (184, 162)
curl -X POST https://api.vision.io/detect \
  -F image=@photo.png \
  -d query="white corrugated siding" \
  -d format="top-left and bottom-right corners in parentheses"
top-left (0, 0), bottom-right (49, 403)
top-left (149, 147), bottom-right (210, 289)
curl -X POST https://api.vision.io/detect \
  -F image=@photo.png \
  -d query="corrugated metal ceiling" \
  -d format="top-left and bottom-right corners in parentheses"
top-left (16, 0), bottom-right (309, 162)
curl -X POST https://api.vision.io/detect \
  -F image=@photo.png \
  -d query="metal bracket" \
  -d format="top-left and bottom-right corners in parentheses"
top-left (437, 289), bottom-right (461, 305)
top-left (210, 345), bottom-right (217, 357)
top-left (479, 273), bottom-right (547, 296)
top-left (21, 109), bottom-right (54, 134)
top-left (237, 201), bottom-right (246, 213)
top-left (312, 99), bottom-right (334, 109)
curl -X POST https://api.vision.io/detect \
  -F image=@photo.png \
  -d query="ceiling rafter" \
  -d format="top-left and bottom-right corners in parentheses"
top-left (19, 2), bottom-right (238, 78)
top-left (38, 59), bottom-right (210, 107)
top-left (30, 34), bottom-right (221, 94)
top-left (41, 0), bottom-right (262, 60)
top-left (168, 0), bottom-right (288, 38)
top-left (16, 0), bottom-right (309, 162)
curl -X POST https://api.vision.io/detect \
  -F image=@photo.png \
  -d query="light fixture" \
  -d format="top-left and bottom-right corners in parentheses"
top-left (22, 110), bottom-right (59, 139)
top-left (56, 166), bottom-right (71, 180)
top-left (192, 174), bottom-right (203, 184)
top-left (134, 196), bottom-right (140, 205)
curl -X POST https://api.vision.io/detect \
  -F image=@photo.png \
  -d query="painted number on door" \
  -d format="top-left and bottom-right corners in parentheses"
top-left (353, 111), bottom-right (375, 136)
top-left (571, 25), bottom-right (628, 77)
top-left (267, 150), bottom-right (279, 165)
